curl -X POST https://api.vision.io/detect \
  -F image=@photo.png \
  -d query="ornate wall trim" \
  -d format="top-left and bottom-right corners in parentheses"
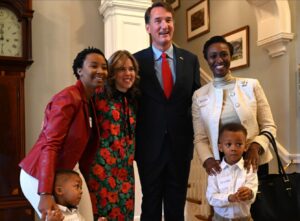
top-left (247, 0), bottom-right (294, 57)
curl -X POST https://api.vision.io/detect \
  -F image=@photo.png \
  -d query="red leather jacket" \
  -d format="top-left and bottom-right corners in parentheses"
top-left (19, 80), bottom-right (99, 194)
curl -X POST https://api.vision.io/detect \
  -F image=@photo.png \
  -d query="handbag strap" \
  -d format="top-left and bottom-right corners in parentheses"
top-left (259, 131), bottom-right (292, 196)
top-left (259, 131), bottom-right (285, 176)
top-left (261, 132), bottom-right (282, 173)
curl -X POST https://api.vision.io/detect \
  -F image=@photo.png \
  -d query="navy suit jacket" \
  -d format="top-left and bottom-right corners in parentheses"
top-left (134, 45), bottom-right (201, 164)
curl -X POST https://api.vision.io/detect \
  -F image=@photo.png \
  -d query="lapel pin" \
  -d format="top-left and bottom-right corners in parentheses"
top-left (179, 56), bottom-right (184, 60)
top-left (241, 80), bottom-right (248, 87)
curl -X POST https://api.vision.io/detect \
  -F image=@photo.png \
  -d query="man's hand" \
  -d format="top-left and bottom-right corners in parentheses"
top-left (203, 157), bottom-right (221, 176)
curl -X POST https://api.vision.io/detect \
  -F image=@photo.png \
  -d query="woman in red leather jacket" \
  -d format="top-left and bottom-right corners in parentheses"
top-left (19, 47), bottom-right (108, 221)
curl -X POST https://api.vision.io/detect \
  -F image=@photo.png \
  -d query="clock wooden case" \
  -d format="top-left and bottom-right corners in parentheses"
top-left (0, 0), bottom-right (34, 220)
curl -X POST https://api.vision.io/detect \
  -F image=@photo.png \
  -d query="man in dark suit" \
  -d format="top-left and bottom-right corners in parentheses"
top-left (134, 2), bottom-right (201, 220)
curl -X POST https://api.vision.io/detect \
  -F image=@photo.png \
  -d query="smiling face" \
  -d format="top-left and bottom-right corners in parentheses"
top-left (206, 42), bottom-right (231, 78)
top-left (218, 130), bottom-right (247, 165)
top-left (114, 58), bottom-right (136, 92)
top-left (146, 6), bottom-right (174, 51)
top-left (77, 53), bottom-right (108, 92)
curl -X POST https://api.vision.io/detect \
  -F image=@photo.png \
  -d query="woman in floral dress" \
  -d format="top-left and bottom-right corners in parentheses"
top-left (88, 50), bottom-right (140, 221)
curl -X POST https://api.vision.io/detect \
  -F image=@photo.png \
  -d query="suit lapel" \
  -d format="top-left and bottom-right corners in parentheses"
top-left (142, 46), bottom-right (187, 101)
top-left (172, 46), bottom-right (184, 97)
top-left (142, 47), bottom-right (166, 99)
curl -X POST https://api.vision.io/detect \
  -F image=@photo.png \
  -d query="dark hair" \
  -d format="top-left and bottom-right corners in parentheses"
top-left (53, 169), bottom-right (81, 201)
top-left (105, 50), bottom-right (140, 105)
top-left (219, 123), bottom-right (247, 141)
top-left (144, 1), bottom-right (174, 24)
top-left (54, 169), bottom-right (80, 183)
top-left (203, 36), bottom-right (234, 60)
top-left (72, 47), bottom-right (107, 79)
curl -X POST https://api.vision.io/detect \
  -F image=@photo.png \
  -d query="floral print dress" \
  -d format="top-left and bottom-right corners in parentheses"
top-left (88, 90), bottom-right (136, 221)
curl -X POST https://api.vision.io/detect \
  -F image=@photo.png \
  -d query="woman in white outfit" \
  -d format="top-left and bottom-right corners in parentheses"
top-left (192, 36), bottom-right (276, 177)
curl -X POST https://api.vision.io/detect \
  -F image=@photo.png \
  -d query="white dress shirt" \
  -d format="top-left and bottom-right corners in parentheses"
top-left (206, 158), bottom-right (258, 219)
top-left (57, 204), bottom-right (85, 221)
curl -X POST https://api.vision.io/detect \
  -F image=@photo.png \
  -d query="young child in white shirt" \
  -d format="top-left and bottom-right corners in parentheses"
top-left (206, 123), bottom-right (258, 221)
top-left (46, 170), bottom-right (85, 221)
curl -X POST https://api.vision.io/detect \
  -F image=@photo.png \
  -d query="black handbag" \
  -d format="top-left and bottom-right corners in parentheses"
top-left (251, 131), bottom-right (300, 221)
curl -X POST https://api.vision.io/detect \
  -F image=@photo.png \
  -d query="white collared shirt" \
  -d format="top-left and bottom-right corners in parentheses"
top-left (57, 204), bottom-right (85, 221)
top-left (206, 158), bottom-right (258, 219)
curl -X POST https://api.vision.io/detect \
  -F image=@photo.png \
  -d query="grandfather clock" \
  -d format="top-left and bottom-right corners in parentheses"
top-left (0, 0), bottom-right (34, 220)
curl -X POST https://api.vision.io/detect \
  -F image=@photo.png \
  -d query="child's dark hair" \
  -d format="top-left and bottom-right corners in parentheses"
top-left (72, 47), bottom-right (106, 79)
top-left (54, 169), bottom-right (80, 185)
top-left (219, 123), bottom-right (247, 141)
top-left (53, 169), bottom-right (81, 203)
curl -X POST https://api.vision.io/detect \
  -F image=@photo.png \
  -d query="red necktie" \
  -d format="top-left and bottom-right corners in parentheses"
top-left (161, 52), bottom-right (173, 98)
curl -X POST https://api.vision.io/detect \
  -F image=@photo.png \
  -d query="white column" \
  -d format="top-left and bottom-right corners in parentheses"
top-left (99, 1), bottom-right (152, 220)
top-left (99, 0), bottom-right (151, 58)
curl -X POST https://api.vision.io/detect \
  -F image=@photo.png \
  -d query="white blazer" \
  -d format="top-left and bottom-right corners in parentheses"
top-left (192, 78), bottom-right (276, 165)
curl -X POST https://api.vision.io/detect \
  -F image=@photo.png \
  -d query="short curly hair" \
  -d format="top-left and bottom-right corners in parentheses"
top-left (219, 123), bottom-right (247, 142)
top-left (72, 47), bottom-right (106, 79)
top-left (203, 36), bottom-right (234, 60)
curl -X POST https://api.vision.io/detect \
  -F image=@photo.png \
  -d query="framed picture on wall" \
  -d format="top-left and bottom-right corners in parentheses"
top-left (163, 0), bottom-right (180, 10)
top-left (223, 25), bottom-right (250, 70)
top-left (186, 0), bottom-right (210, 41)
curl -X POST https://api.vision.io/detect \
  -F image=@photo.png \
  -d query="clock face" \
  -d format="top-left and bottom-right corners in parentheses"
top-left (0, 7), bottom-right (22, 57)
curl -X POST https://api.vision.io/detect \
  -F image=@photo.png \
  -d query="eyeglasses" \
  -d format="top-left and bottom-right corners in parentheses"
top-left (114, 67), bottom-right (135, 73)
